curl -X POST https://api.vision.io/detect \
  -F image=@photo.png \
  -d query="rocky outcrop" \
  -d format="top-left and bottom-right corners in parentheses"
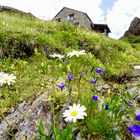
top-left (132, 65), bottom-right (140, 77)
top-left (123, 17), bottom-right (140, 37)
top-left (0, 5), bottom-right (36, 18)
top-left (0, 91), bottom-right (66, 140)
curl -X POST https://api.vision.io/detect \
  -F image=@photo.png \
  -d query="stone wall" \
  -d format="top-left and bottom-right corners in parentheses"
top-left (53, 8), bottom-right (92, 30)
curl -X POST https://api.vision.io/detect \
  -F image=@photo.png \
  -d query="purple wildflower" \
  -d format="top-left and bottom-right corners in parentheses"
top-left (45, 48), bottom-right (49, 56)
top-left (79, 70), bottom-right (88, 81)
top-left (68, 74), bottom-right (74, 80)
top-left (96, 68), bottom-right (103, 74)
top-left (128, 124), bottom-right (140, 137)
top-left (121, 106), bottom-right (125, 112)
top-left (92, 95), bottom-right (98, 101)
top-left (135, 114), bottom-right (140, 121)
top-left (81, 72), bottom-right (86, 76)
top-left (66, 61), bottom-right (70, 65)
top-left (90, 79), bottom-right (96, 84)
top-left (58, 83), bottom-right (65, 91)
top-left (126, 100), bottom-right (132, 107)
top-left (133, 94), bottom-right (139, 100)
top-left (105, 103), bottom-right (109, 110)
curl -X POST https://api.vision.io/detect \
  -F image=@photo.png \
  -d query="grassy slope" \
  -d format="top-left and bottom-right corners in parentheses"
top-left (121, 34), bottom-right (140, 53)
top-left (1, 12), bottom-right (140, 74)
top-left (0, 11), bottom-right (140, 113)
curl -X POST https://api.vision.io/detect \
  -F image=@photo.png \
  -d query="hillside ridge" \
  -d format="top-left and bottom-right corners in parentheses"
top-left (0, 5), bottom-right (36, 18)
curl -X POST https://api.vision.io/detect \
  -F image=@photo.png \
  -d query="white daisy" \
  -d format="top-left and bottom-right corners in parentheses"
top-left (0, 73), bottom-right (16, 86)
top-left (0, 72), bottom-right (8, 86)
top-left (49, 53), bottom-right (64, 60)
top-left (132, 65), bottom-right (140, 70)
top-left (0, 72), bottom-right (7, 78)
top-left (63, 104), bottom-right (87, 123)
top-left (67, 50), bottom-right (86, 57)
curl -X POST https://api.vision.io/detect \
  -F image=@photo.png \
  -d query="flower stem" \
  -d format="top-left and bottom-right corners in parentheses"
top-left (0, 111), bottom-right (16, 139)
top-left (16, 108), bottom-right (38, 127)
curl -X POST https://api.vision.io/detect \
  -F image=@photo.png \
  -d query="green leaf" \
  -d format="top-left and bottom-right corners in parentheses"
top-left (55, 112), bottom-right (61, 122)
top-left (44, 135), bottom-right (51, 140)
top-left (39, 121), bottom-right (45, 135)
top-left (38, 121), bottom-right (51, 140)
top-left (64, 125), bottom-right (73, 140)
top-left (54, 127), bottom-right (61, 140)
top-left (61, 129), bottom-right (67, 140)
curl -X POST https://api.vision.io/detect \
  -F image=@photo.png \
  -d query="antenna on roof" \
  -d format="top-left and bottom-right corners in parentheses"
top-left (104, 12), bottom-right (107, 24)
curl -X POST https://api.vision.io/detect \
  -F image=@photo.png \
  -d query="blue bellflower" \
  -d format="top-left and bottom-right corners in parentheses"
top-left (45, 48), bottom-right (49, 56)
top-left (68, 74), bottom-right (74, 80)
top-left (121, 106), bottom-right (125, 112)
top-left (90, 79), bottom-right (96, 84)
top-left (132, 94), bottom-right (139, 100)
top-left (81, 71), bottom-right (86, 77)
top-left (128, 124), bottom-right (140, 137)
top-left (105, 103), bottom-right (109, 110)
top-left (135, 114), bottom-right (140, 121)
top-left (58, 83), bottom-right (65, 91)
top-left (96, 68), bottom-right (103, 74)
top-left (126, 100), bottom-right (132, 107)
top-left (66, 61), bottom-right (70, 65)
top-left (92, 95), bottom-right (98, 101)
top-left (79, 71), bottom-right (88, 82)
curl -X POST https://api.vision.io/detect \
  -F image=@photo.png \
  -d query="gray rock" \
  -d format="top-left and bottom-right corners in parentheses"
top-left (0, 91), bottom-right (57, 140)
top-left (96, 84), bottom-right (111, 93)
top-left (123, 17), bottom-right (140, 37)
top-left (127, 87), bottom-right (140, 95)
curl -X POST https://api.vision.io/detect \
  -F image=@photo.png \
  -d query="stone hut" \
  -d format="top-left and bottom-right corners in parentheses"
top-left (52, 7), bottom-right (111, 36)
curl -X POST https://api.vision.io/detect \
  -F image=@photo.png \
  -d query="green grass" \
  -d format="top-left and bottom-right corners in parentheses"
top-left (122, 34), bottom-right (140, 44)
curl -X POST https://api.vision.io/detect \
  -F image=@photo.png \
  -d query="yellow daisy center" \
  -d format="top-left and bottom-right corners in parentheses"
top-left (3, 77), bottom-right (9, 82)
top-left (71, 110), bottom-right (78, 116)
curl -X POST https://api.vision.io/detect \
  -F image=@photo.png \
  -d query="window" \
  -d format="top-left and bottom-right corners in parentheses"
top-left (67, 14), bottom-right (74, 21)
top-left (74, 22), bottom-right (80, 27)
top-left (56, 18), bottom-right (61, 22)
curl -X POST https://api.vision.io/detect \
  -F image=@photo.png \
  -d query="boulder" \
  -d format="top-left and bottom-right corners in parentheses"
top-left (123, 17), bottom-right (140, 37)
top-left (0, 91), bottom-right (64, 140)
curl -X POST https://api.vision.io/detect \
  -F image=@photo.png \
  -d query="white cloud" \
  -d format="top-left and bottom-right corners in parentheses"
top-left (107, 0), bottom-right (140, 39)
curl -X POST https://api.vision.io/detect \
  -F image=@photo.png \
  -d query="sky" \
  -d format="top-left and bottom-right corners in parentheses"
top-left (100, 0), bottom-right (115, 12)
top-left (0, 0), bottom-right (140, 39)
